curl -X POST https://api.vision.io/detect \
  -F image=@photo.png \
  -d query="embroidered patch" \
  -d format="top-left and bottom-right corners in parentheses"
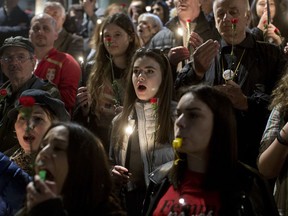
top-left (46, 68), bottom-right (56, 82)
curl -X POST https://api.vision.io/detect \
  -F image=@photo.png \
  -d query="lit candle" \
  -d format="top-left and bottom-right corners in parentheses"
top-left (125, 125), bottom-right (133, 135)
top-left (177, 27), bottom-right (184, 36)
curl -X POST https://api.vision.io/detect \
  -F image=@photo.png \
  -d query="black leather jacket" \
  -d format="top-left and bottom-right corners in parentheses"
top-left (142, 161), bottom-right (279, 216)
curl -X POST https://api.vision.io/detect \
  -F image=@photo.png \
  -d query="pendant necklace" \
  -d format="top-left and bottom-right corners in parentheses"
top-left (222, 49), bottom-right (246, 81)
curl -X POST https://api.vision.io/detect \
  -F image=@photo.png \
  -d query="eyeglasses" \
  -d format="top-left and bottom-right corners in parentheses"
top-left (0, 55), bottom-right (33, 64)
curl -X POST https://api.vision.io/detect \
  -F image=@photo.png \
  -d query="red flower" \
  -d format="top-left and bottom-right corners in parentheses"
top-left (186, 19), bottom-right (191, 23)
top-left (104, 36), bottom-right (112, 47)
top-left (150, 98), bottom-right (157, 104)
top-left (231, 18), bottom-right (239, 24)
top-left (150, 97), bottom-right (158, 113)
top-left (231, 18), bottom-right (238, 32)
top-left (121, 3), bottom-right (126, 8)
top-left (105, 37), bottom-right (112, 42)
top-left (0, 89), bottom-right (7, 97)
top-left (19, 96), bottom-right (35, 107)
top-left (274, 27), bottom-right (281, 36)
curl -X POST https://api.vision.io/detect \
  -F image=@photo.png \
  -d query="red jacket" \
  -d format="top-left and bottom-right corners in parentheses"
top-left (34, 48), bottom-right (81, 113)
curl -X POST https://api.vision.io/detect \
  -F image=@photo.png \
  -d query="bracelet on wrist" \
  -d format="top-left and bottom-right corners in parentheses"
top-left (276, 131), bottom-right (288, 146)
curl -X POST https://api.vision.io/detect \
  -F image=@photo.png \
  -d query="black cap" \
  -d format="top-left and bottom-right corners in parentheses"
top-left (8, 89), bottom-right (70, 121)
top-left (0, 36), bottom-right (34, 55)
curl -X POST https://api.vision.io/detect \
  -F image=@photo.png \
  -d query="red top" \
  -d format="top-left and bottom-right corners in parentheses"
top-left (153, 170), bottom-right (221, 216)
top-left (34, 48), bottom-right (81, 113)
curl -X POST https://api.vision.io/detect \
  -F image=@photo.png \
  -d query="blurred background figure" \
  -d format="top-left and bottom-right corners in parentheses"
top-left (104, 3), bottom-right (127, 17)
top-left (249, 0), bottom-right (288, 46)
top-left (80, 0), bottom-right (105, 56)
top-left (128, 0), bottom-right (147, 27)
top-left (0, 0), bottom-right (30, 46)
top-left (150, 0), bottom-right (170, 25)
top-left (0, 0), bottom-right (30, 84)
top-left (137, 13), bottom-right (163, 47)
top-left (64, 4), bottom-right (85, 36)
top-left (199, 0), bottom-right (214, 21)
top-left (166, 0), bottom-right (175, 10)
top-left (43, 1), bottom-right (84, 63)
top-left (46, 0), bottom-right (67, 9)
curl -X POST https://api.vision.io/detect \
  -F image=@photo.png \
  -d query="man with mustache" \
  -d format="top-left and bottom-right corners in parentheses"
top-left (29, 13), bottom-right (81, 114)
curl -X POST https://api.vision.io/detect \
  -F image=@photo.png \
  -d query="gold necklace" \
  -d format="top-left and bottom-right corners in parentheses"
top-left (222, 49), bottom-right (246, 82)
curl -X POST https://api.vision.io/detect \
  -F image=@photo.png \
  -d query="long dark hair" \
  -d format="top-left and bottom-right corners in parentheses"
top-left (151, 0), bottom-right (170, 24)
top-left (170, 85), bottom-right (238, 191)
top-left (116, 48), bottom-right (174, 146)
top-left (44, 122), bottom-right (120, 214)
top-left (250, 0), bottom-right (283, 29)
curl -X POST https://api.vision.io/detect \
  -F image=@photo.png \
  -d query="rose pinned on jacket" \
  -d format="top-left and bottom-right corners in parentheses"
top-left (150, 97), bottom-right (158, 111)
top-left (0, 89), bottom-right (8, 101)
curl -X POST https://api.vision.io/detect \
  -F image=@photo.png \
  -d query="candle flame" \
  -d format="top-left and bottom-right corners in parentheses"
top-left (125, 125), bottom-right (133, 135)
top-left (177, 28), bottom-right (184, 36)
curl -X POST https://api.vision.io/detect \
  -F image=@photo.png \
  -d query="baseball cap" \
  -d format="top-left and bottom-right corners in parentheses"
top-left (8, 89), bottom-right (70, 121)
top-left (0, 36), bottom-right (34, 55)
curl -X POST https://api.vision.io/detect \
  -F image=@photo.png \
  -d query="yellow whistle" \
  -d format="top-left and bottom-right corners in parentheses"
top-left (173, 137), bottom-right (182, 149)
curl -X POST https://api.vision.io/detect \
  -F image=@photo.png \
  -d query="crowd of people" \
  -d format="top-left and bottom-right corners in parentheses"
top-left (1, 0), bottom-right (288, 215)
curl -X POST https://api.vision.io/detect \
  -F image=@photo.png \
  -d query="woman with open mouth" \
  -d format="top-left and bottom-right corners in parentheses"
top-left (110, 48), bottom-right (177, 216)
top-left (0, 89), bottom-right (69, 215)
top-left (8, 89), bottom-right (70, 176)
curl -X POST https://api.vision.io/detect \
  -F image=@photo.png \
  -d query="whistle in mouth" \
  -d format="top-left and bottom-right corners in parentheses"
top-left (173, 137), bottom-right (183, 149)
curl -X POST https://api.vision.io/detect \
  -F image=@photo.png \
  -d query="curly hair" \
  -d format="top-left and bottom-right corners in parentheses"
top-left (269, 70), bottom-right (288, 115)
